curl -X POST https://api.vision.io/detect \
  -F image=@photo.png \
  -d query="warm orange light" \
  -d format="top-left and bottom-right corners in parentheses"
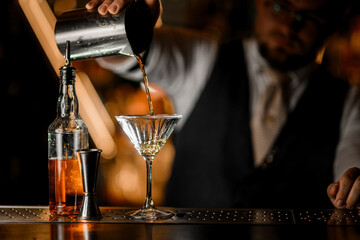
top-left (316, 46), bottom-right (325, 65)
top-left (76, 72), bottom-right (117, 159)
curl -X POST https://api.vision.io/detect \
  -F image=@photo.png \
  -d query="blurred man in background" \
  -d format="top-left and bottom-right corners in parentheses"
top-left (86, 0), bottom-right (360, 209)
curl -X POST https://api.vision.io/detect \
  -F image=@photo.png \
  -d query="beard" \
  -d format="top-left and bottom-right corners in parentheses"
top-left (258, 42), bottom-right (318, 71)
top-left (256, 27), bottom-right (325, 71)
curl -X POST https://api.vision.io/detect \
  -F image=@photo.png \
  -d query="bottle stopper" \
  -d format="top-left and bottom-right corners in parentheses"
top-left (60, 40), bottom-right (75, 84)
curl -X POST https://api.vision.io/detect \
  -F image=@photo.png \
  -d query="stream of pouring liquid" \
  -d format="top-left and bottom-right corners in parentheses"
top-left (136, 54), bottom-right (154, 116)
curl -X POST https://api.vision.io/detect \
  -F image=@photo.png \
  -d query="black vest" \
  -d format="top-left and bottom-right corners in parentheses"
top-left (165, 40), bottom-right (349, 209)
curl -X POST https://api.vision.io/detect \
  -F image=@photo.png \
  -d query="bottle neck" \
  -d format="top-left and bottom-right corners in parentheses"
top-left (57, 80), bottom-right (79, 118)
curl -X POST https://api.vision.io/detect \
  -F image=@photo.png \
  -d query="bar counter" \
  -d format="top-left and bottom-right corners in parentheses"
top-left (0, 206), bottom-right (360, 239)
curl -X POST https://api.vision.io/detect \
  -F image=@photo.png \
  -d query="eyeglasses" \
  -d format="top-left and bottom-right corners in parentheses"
top-left (264, 1), bottom-right (326, 29)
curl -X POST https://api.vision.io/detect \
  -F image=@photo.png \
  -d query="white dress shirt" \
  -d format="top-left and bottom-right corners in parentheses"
top-left (97, 26), bottom-right (360, 182)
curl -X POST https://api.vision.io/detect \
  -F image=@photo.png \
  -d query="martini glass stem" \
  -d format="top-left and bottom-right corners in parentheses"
top-left (144, 158), bottom-right (154, 209)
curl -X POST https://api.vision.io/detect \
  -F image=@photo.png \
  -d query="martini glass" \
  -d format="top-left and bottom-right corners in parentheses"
top-left (115, 114), bottom-right (182, 220)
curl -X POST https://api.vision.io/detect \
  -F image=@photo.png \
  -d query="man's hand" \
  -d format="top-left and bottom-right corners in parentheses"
top-left (86, 0), bottom-right (160, 25)
top-left (327, 167), bottom-right (360, 209)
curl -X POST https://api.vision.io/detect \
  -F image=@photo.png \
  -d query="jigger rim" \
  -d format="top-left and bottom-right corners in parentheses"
top-left (76, 148), bottom-right (102, 154)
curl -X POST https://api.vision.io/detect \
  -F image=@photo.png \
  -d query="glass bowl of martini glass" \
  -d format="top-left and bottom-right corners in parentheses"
top-left (115, 114), bottom-right (182, 220)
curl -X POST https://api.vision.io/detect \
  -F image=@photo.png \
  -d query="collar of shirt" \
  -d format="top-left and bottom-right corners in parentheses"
top-left (243, 38), bottom-right (317, 114)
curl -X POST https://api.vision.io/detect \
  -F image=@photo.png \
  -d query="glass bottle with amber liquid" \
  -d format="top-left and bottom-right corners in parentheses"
top-left (48, 42), bottom-right (89, 216)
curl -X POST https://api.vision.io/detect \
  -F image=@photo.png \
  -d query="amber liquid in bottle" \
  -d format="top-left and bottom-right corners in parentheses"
top-left (48, 158), bottom-right (83, 216)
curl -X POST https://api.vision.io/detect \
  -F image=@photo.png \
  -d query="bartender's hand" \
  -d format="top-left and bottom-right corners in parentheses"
top-left (86, 0), bottom-right (160, 24)
top-left (327, 167), bottom-right (360, 209)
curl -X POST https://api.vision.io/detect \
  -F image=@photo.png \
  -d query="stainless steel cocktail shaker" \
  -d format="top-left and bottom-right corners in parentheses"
top-left (55, 0), bottom-right (153, 60)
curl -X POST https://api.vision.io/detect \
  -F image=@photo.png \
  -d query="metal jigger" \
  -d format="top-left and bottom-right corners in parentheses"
top-left (77, 149), bottom-right (102, 220)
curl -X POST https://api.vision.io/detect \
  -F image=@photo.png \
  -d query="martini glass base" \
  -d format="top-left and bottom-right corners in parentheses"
top-left (126, 207), bottom-right (175, 221)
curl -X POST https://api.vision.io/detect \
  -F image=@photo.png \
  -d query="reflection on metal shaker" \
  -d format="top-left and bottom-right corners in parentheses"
top-left (55, 1), bottom-right (153, 60)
